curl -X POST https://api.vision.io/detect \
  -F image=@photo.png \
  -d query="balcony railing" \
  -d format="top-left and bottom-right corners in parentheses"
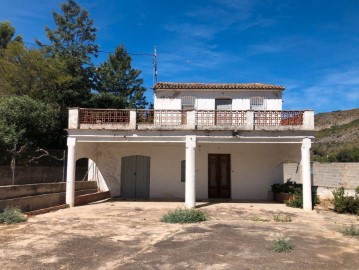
top-left (137, 110), bottom-right (187, 125)
top-left (80, 109), bottom-right (129, 124)
top-left (196, 110), bottom-right (246, 126)
top-left (69, 108), bottom-right (313, 131)
top-left (254, 111), bottom-right (304, 126)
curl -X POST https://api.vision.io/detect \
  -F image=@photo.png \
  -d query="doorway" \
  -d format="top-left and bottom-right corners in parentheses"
top-left (208, 154), bottom-right (231, 198)
top-left (121, 155), bottom-right (150, 199)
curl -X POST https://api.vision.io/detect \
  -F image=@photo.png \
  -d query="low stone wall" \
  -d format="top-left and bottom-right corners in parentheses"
top-left (0, 181), bottom-right (97, 200)
top-left (283, 163), bottom-right (359, 198)
top-left (0, 181), bottom-right (98, 212)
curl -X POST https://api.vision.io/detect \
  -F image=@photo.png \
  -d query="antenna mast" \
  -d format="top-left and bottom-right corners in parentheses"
top-left (153, 46), bottom-right (158, 84)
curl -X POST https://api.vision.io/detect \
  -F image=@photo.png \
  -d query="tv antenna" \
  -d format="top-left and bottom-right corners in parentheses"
top-left (153, 46), bottom-right (158, 84)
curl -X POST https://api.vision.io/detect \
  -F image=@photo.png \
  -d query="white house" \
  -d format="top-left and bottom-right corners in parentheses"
top-left (66, 82), bottom-right (315, 210)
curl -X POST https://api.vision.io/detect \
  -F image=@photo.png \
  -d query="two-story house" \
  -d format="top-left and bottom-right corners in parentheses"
top-left (65, 82), bottom-right (315, 210)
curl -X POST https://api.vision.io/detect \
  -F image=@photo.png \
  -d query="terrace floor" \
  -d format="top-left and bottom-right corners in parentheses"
top-left (1, 201), bottom-right (358, 270)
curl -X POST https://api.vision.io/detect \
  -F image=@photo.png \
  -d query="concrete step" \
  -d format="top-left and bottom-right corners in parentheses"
top-left (0, 188), bottom-right (99, 212)
top-left (75, 191), bottom-right (111, 206)
top-left (25, 204), bottom-right (69, 215)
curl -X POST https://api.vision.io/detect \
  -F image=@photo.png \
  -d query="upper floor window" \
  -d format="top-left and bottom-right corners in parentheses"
top-left (250, 96), bottom-right (266, 110)
top-left (181, 96), bottom-right (195, 110)
top-left (215, 99), bottom-right (232, 110)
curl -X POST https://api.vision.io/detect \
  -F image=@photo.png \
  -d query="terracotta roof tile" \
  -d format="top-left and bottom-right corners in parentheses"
top-left (153, 82), bottom-right (285, 91)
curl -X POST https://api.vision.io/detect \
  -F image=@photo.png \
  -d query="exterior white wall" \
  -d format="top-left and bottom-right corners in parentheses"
top-left (196, 143), bottom-right (301, 200)
top-left (154, 94), bottom-right (181, 110)
top-left (197, 98), bottom-right (215, 110)
top-left (154, 90), bottom-right (282, 110)
top-left (75, 143), bottom-right (109, 193)
top-left (74, 141), bottom-right (301, 200)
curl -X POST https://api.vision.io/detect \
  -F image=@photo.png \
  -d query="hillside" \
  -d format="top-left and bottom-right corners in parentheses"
top-left (313, 108), bottom-right (359, 162)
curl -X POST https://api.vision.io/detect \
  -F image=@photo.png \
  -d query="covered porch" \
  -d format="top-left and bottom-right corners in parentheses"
top-left (65, 132), bottom-right (314, 210)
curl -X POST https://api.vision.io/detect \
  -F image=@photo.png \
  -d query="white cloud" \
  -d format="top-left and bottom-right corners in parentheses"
top-left (283, 68), bottom-right (359, 112)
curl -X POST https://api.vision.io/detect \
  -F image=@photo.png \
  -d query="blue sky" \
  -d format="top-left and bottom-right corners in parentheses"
top-left (1, 0), bottom-right (358, 113)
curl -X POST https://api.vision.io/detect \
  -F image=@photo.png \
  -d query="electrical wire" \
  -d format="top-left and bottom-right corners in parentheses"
top-left (23, 41), bottom-right (154, 57)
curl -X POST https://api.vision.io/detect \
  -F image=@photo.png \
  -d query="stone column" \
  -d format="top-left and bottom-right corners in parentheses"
top-left (301, 138), bottom-right (312, 210)
top-left (66, 137), bottom-right (77, 207)
top-left (185, 135), bottom-right (196, 208)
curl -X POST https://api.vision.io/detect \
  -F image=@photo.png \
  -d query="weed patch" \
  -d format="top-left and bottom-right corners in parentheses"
top-left (270, 234), bottom-right (294, 253)
top-left (160, 208), bottom-right (207, 224)
top-left (251, 216), bottom-right (270, 222)
top-left (273, 213), bottom-right (292, 223)
top-left (341, 225), bottom-right (359, 236)
top-left (0, 206), bottom-right (27, 224)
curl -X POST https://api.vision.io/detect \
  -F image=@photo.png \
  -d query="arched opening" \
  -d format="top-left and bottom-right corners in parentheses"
top-left (75, 157), bottom-right (108, 192)
top-left (75, 158), bottom-right (88, 181)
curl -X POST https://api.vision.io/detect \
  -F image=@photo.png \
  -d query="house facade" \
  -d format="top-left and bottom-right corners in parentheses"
top-left (66, 82), bottom-right (315, 210)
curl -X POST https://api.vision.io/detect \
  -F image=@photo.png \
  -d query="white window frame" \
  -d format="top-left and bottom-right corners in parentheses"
top-left (250, 96), bottom-right (266, 110)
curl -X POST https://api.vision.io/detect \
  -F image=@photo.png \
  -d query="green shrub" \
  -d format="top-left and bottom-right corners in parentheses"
top-left (336, 147), bottom-right (359, 162)
top-left (160, 208), bottom-right (207, 224)
top-left (341, 225), bottom-right (359, 236)
top-left (271, 180), bottom-right (302, 194)
top-left (285, 189), bottom-right (320, 209)
top-left (332, 187), bottom-right (359, 215)
top-left (270, 235), bottom-right (294, 252)
top-left (0, 206), bottom-right (27, 224)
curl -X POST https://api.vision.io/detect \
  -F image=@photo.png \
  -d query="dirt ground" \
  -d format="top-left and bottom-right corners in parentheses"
top-left (0, 200), bottom-right (358, 270)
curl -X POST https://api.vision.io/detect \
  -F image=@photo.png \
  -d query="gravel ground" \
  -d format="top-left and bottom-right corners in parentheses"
top-left (0, 201), bottom-right (358, 270)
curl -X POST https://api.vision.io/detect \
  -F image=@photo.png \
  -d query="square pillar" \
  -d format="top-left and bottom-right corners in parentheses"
top-left (185, 135), bottom-right (196, 208)
top-left (66, 137), bottom-right (77, 207)
top-left (301, 138), bottom-right (312, 210)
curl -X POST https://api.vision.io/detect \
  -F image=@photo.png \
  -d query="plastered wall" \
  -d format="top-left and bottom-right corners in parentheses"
top-left (75, 142), bottom-right (301, 200)
top-left (154, 90), bottom-right (282, 111)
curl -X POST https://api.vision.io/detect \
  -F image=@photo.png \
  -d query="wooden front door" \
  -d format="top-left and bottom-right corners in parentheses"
top-left (208, 154), bottom-right (231, 198)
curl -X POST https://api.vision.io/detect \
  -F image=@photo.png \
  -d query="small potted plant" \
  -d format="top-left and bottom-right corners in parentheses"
top-left (271, 180), bottom-right (302, 203)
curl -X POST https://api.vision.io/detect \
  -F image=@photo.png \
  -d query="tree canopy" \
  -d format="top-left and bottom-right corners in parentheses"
top-left (0, 41), bottom-right (72, 101)
top-left (0, 96), bottom-right (61, 150)
top-left (0, 0), bottom-right (149, 155)
top-left (0, 21), bottom-right (22, 49)
top-left (37, 0), bottom-right (99, 107)
top-left (96, 45), bottom-right (148, 108)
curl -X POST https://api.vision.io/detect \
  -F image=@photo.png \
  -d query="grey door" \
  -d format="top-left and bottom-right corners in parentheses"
top-left (121, 155), bottom-right (150, 199)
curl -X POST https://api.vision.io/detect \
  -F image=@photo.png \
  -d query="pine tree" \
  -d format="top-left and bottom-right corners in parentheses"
top-left (37, 0), bottom-right (98, 107)
top-left (0, 21), bottom-right (22, 49)
top-left (96, 45), bottom-right (148, 109)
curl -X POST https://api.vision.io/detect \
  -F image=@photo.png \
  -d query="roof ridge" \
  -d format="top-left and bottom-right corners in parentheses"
top-left (153, 82), bottom-right (285, 90)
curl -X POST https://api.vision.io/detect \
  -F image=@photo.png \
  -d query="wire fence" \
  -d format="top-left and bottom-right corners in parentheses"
top-left (0, 148), bottom-right (88, 186)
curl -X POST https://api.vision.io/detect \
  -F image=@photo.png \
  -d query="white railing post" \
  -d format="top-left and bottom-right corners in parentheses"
top-left (129, 110), bottom-right (137, 129)
top-left (303, 110), bottom-right (314, 130)
top-left (186, 110), bottom-right (196, 129)
top-left (246, 110), bottom-right (254, 130)
top-left (68, 108), bottom-right (80, 129)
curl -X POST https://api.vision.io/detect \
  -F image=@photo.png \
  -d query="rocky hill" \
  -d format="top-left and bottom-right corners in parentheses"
top-left (313, 108), bottom-right (359, 162)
